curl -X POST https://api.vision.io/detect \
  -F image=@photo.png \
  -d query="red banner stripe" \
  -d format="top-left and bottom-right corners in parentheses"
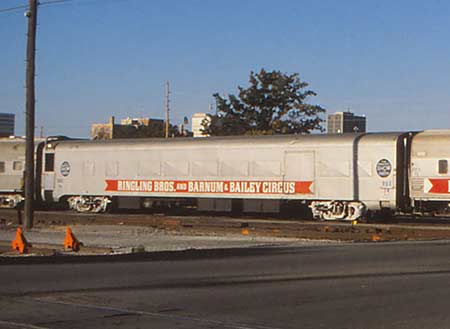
top-left (427, 178), bottom-right (449, 194)
top-left (104, 180), bottom-right (313, 195)
top-left (105, 180), bottom-right (118, 191)
top-left (295, 181), bottom-right (313, 194)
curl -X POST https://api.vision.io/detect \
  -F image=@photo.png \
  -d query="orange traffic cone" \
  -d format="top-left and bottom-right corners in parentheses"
top-left (64, 227), bottom-right (83, 252)
top-left (11, 227), bottom-right (32, 254)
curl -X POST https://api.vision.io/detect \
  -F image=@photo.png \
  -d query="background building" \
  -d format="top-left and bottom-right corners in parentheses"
top-left (191, 113), bottom-right (210, 137)
top-left (0, 113), bottom-right (15, 137)
top-left (327, 111), bottom-right (366, 134)
top-left (91, 116), bottom-right (164, 139)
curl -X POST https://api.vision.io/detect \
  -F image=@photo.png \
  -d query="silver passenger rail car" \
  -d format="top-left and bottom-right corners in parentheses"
top-left (0, 137), bottom-right (26, 208)
top-left (39, 132), bottom-right (415, 220)
top-left (410, 130), bottom-right (450, 215)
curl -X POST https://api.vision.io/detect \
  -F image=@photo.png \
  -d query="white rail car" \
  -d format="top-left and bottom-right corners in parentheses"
top-left (4, 131), bottom-right (450, 220)
top-left (39, 133), bottom-right (409, 220)
top-left (410, 130), bottom-right (450, 213)
top-left (0, 138), bottom-right (26, 208)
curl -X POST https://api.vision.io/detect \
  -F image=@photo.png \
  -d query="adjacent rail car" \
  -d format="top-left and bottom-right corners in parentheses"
top-left (410, 130), bottom-right (450, 214)
top-left (0, 136), bottom-right (57, 209)
top-left (0, 138), bottom-right (26, 208)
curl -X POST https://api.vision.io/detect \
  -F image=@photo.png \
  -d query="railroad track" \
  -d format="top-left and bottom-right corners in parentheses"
top-left (2, 209), bottom-right (450, 242)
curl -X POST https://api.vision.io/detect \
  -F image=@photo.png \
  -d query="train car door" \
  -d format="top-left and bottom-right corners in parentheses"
top-left (42, 151), bottom-right (55, 201)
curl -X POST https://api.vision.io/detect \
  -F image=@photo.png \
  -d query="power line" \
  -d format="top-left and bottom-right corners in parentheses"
top-left (39, 0), bottom-right (75, 6)
top-left (0, 0), bottom-right (74, 15)
top-left (39, 0), bottom-right (138, 6)
top-left (1, 0), bottom-right (137, 14)
top-left (0, 4), bottom-right (28, 14)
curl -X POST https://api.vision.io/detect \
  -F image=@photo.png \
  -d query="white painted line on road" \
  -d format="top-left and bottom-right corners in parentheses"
top-left (31, 297), bottom-right (282, 329)
top-left (0, 320), bottom-right (49, 329)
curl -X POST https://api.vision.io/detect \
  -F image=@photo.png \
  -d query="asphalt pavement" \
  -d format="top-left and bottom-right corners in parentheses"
top-left (1, 240), bottom-right (450, 328)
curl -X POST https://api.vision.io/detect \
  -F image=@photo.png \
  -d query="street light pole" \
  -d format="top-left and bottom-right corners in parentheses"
top-left (165, 81), bottom-right (170, 138)
top-left (24, 0), bottom-right (38, 230)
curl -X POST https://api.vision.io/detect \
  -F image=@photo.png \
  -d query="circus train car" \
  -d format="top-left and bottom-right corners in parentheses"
top-left (0, 137), bottom-right (26, 208)
top-left (409, 130), bottom-right (450, 215)
top-left (4, 130), bottom-right (450, 221)
top-left (40, 133), bottom-right (409, 220)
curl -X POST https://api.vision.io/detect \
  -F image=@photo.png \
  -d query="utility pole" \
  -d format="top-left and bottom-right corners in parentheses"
top-left (165, 81), bottom-right (170, 138)
top-left (24, 0), bottom-right (38, 230)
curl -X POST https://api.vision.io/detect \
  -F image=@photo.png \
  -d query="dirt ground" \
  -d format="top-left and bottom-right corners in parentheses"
top-left (2, 209), bottom-right (450, 256)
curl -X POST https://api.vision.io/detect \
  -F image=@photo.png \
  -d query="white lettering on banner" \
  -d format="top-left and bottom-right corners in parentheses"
top-left (105, 179), bottom-right (312, 194)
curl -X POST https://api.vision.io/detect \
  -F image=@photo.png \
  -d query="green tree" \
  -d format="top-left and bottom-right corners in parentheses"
top-left (202, 69), bottom-right (325, 136)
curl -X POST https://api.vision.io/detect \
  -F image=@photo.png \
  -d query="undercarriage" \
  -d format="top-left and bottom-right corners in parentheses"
top-left (67, 196), bottom-right (111, 213)
top-left (309, 201), bottom-right (366, 221)
top-left (0, 194), bottom-right (24, 209)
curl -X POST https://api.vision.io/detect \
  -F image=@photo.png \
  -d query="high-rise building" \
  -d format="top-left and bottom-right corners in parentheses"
top-left (327, 111), bottom-right (366, 134)
top-left (0, 113), bottom-right (14, 137)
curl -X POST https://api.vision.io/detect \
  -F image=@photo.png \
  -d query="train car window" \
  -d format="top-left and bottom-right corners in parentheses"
top-left (45, 153), bottom-right (55, 172)
top-left (163, 161), bottom-right (189, 176)
top-left (191, 161), bottom-right (219, 177)
top-left (83, 161), bottom-right (95, 176)
top-left (252, 161), bottom-right (281, 177)
top-left (13, 161), bottom-right (23, 171)
top-left (438, 160), bottom-right (448, 174)
top-left (105, 161), bottom-right (119, 177)
top-left (221, 161), bottom-right (249, 177)
top-left (0, 161), bottom-right (4, 173)
top-left (138, 161), bottom-right (161, 176)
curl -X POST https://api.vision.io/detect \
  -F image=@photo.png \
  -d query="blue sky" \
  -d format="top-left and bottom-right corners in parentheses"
top-left (1, 0), bottom-right (450, 137)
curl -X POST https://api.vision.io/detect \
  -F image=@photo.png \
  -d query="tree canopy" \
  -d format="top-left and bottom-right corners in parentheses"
top-left (202, 69), bottom-right (325, 136)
